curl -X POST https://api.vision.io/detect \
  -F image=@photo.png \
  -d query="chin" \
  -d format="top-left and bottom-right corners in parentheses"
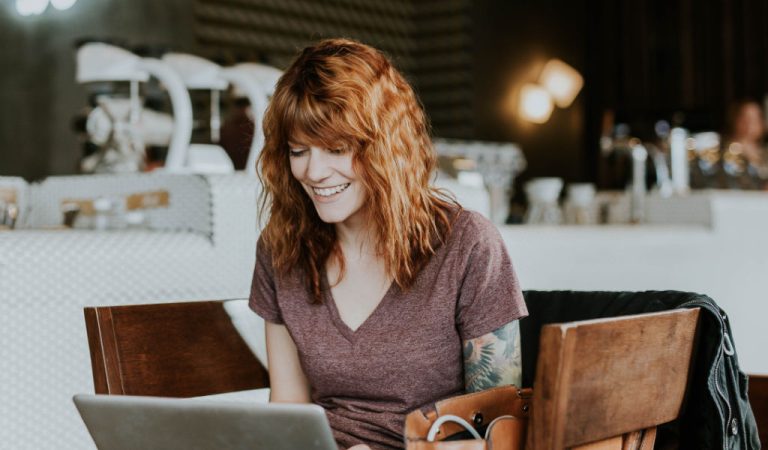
top-left (315, 207), bottom-right (352, 224)
top-left (316, 212), bottom-right (346, 224)
top-left (314, 203), bottom-right (364, 225)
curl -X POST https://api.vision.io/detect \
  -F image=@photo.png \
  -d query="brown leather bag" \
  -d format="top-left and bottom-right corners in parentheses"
top-left (404, 385), bottom-right (532, 450)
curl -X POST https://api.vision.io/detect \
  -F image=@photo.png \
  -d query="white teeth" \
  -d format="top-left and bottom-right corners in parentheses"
top-left (312, 183), bottom-right (350, 197)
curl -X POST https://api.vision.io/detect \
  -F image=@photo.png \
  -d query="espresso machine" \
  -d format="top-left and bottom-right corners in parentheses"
top-left (76, 43), bottom-right (194, 173)
top-left (76, 44), bottom-right (283, 174)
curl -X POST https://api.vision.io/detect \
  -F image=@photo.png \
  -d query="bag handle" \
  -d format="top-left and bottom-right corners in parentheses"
top-left (427, 414), bottom-right (482, 442)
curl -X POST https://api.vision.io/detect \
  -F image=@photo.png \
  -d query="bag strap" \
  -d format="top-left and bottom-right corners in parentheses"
top-left (484, 416), bottom-right (525, 450)
top-left (404, 385), bottom-right (532, 441)
top-left (427, 415), bottom-right (483, 442)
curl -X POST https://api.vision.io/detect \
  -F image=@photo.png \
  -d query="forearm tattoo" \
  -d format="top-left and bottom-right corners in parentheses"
top-left (462, 320), bottom-right (522, 392)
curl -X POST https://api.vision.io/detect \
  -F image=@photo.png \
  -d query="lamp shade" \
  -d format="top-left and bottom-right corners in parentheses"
top-left (519, 83), bottom-right (554, 124)
top-left (539, 59), bottom-right (583, 108)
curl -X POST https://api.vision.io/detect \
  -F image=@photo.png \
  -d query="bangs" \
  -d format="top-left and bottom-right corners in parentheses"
top-left (280, 88), bottom-right (369, 151)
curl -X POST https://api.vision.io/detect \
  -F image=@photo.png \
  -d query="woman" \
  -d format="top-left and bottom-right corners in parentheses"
top-left (723, 99), bottom-right (768, 190)
top-left (249, 39), bottom-right (527, 450)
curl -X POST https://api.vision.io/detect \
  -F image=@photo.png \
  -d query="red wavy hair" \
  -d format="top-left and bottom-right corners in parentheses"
top-left (257, 38), bottom-right (459, 303)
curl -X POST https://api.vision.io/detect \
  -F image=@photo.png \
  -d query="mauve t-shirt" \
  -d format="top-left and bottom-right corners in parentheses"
top-left (249, 209), bottom-right (527, 450)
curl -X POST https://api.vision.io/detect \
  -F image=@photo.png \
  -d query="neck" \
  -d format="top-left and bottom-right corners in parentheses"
top-left (335, 215), bottom-right (375, 260)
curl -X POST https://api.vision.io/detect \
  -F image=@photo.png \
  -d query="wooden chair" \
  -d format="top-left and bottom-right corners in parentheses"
top-left (526, 308), bottom-right (701, 450)
top-left (84, 300), bottom-right (269, 397)
top-left (83, 300), bottom-right (701, 449)
top-left (749, 374), bottom-right (768, 446)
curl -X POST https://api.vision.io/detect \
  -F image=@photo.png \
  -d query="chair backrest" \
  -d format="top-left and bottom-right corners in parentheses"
top-left (749, 374), bottom-right (768, 446)
top-left (84, 300), bottom-right (269, 397)
top-left (527, 308), bottom-right (700, 450)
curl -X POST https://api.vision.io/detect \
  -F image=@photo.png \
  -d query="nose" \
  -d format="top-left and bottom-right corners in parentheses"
top-left (305, 147), bottom-right (332, 182)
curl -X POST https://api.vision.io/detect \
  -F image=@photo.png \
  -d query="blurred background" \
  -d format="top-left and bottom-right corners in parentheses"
top-left (2, 0), bottom-right (767, 190)
top-left (1, 1), bottom-right (767, 449)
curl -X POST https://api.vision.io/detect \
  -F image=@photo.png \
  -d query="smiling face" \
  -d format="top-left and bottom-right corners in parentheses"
top-left (288, 140), bottom-right (367, 227)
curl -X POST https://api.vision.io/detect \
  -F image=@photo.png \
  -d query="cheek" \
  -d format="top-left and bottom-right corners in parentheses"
top-left (289, 158), bottom-right (305, 181)
top-left (350, 178), bottom-right (368, 206)
top-left (345, 156), bottom-right (367, 202)
top-left (343, 154), bottom-right (360, 181)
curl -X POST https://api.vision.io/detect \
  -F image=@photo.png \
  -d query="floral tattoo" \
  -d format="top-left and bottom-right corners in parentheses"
top-left (462, 320), bottom-right (522, 392)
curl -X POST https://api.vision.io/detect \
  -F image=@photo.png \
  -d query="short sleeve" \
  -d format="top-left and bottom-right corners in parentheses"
top-left (455, 212), bottom-right (527, 340)
top-left (248, 237), bottom-right (283, 324)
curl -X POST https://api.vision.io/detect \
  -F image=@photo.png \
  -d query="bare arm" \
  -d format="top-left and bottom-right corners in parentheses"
top-left (462, 320), bottom-right (522, 392)
top-left (265, 321), bottom-right (312, 403)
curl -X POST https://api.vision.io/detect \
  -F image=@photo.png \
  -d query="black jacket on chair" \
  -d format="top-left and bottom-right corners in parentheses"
top-left (520, 290), bottom-right (760, 450)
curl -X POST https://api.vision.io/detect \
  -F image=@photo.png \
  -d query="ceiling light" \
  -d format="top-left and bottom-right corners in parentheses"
top-left (51, 0), bottom-right (77, 10)
top-left (16, 0), bottom-right (49, 16)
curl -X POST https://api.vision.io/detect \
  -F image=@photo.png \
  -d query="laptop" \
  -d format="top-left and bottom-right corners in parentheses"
top-left (73, 394), bottom-right (339, 450)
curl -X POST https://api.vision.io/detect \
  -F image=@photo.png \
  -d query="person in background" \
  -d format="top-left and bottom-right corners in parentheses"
top-left (723, 99), bottom-right (768, 190)
top-left (220, 96), bottom-right (255, 170)
top-left (249, 39), bottom-right (527, 450)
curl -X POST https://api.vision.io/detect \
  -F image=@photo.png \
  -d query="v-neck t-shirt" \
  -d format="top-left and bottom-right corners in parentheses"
top-left (249, 209), bottom-right (527, 450)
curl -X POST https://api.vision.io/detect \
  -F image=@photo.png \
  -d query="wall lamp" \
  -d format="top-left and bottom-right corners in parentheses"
top-left (519, 84), bottom-right (554, 124)
top-left (519, 58), bottom-right (583, 124)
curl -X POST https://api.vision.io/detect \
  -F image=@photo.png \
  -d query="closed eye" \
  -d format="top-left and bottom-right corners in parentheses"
top-left (289, 148), bottom-right (307, 157)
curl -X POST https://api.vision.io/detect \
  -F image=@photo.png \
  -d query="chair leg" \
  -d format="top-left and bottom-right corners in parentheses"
top-left (621, 427), bottom-right (657, 450)
top-left (636, 428), bottom-right (656, 450)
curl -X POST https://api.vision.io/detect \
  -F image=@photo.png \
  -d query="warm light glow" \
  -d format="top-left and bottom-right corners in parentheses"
top-left (50, 0), bottom-right (76, 10)
top-left (16, 0), bottom-right (49, 15)
top-left (539, 59), bottom-right (583, 108)
top-left (519, 83), bottom-right (554, 124)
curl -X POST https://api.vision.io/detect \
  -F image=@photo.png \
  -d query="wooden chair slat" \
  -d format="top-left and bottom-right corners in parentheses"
top-left (528, 308), bottom-right (700, 449)
top-left (84, 300), bottom-right (268, 397)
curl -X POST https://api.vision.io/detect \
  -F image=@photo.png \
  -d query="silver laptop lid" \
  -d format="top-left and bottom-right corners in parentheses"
top-left (73, 394), bottom-right (338, 450)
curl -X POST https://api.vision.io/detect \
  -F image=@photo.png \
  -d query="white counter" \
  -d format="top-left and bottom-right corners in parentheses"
top-left (1, 181), bottom-right (766, 449)
top-left (0, 174), bottom-right (261, 450)
top-left (501, 191), bottom-right (768, 375)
